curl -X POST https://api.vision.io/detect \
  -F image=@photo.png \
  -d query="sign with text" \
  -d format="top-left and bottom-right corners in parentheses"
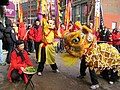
top-left (5, 1), bottom-right (15, 17)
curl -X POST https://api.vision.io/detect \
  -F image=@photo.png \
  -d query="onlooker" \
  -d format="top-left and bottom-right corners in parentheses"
top-left (12, 22), bottom-right (18, 40)
top-left (0, 21), bottom-right (4, 65)
top-left (68, 21), bottom-right (74, 32)
top-left (27, 24), bottom-right (34, 53)
top-left (112, 28), bottom-right (120, 52)
top-left (99, 27), bottom-right (111, 42)
top-left (4, 17), bottom-right (17, 64)
top-left (29, 19), bottom-right (43, 62)
top-left (7, 40), bottom-right (33, 83)
top-left (59, 23), bottom-right (65, 52)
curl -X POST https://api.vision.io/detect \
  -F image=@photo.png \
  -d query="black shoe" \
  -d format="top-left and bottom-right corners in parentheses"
top-left (77, 75), bottom-right (85, 79)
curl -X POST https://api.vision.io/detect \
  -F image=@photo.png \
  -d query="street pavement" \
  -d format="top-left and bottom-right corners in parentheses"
top-left (0, 52), bottom-right (120, 90)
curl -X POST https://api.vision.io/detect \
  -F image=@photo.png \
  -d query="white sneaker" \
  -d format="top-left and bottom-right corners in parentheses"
top-left (56, 69), bottom-right (60, 73)
top-left (38, 72), bottom-right (42, 76)
top-left (109, 81), bottom-right (114, 85)
top-left (90, 84), bottom-right (99, 89)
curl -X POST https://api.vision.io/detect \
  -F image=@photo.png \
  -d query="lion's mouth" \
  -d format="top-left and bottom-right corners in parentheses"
top-left (66, 45), bottom-right (81, 52)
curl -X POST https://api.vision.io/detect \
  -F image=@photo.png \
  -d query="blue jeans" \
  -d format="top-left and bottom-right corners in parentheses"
top-left (0, 40), bottom-right (3, 64)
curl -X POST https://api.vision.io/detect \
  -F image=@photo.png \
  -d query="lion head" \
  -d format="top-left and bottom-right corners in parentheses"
top-left (64, 25), bottom-right (96, 58)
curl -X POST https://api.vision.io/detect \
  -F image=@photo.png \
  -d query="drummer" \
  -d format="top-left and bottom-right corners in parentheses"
top-left (7, 40), bottom-right (33, 84)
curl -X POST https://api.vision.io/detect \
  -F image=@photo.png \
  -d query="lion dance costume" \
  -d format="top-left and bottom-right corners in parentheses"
top-left (63, 24), bottom-right (120, 76)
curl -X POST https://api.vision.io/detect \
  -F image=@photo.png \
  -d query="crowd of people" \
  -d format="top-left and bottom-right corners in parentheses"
top-left (0, 14), bottom-right (120, 89)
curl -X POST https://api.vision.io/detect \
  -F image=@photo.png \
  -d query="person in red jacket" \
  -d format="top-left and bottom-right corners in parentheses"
top-left (28, 19), bottom-right (43, 62)
top-left (7, 40), bottom-right (33, 83)
top-left (112, 28), bottom-right (120, 52)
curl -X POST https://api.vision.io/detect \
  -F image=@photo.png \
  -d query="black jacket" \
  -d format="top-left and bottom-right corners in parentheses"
top-left (0, 22), bottom-right (4, 39)
top-left (4, 18), bottom-right (16, 43)
top-left (100, 30), bottom-right (110, 41)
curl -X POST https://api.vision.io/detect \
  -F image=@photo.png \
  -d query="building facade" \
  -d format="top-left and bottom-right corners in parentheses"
top-left (101, 0), bottom-right (120, 29)
top-left (61, 0), bottom-right (90, 24)
top-left (22, 0), bottom-right (37, 24)
top-left (22, 0), bottom-right (57, 24)
top-left (61, 0), bottom-right (120, 29)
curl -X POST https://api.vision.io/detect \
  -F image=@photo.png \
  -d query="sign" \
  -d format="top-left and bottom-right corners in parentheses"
top-left (5, 1), bottom-right (15, 17)
top-left (112, 22), bottom-right (117, 29)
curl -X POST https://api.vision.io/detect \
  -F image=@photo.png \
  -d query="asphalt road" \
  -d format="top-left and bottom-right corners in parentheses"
top-left (0, 53), bottom-right (120, 90)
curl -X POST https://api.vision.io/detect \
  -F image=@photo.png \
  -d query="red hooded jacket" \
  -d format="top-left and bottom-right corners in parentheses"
top-left (112, 31), bottom-right (120, 45)
top-left (7, 50), bottom-right (33, 83)
top-left (28, 26), bottom-right (43, 42)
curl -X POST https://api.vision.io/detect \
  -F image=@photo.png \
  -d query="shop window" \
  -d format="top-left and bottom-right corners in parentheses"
top-left (112, 22), bottom-right (117, 29)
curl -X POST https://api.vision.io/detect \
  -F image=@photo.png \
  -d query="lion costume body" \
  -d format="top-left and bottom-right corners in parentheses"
top-left (64, 25), bottom-right (120, 75)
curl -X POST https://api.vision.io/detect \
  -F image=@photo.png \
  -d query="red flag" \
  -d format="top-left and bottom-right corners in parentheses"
top-left (18, 3), bottom-right (23, 22)
top-left (64, 0), bottom-right (72, 30)
top-left (54, 0), bottom-right (59, 29)
top-left (37, 0), bottom-right (41, 13)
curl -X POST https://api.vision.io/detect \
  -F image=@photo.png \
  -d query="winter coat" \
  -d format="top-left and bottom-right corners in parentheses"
top-left (7, 49), bottom-right (33, 83)
top-left (112, 32), bottom-right (120, 45)
top-left (28, 26), bottom-right (43, 42)
top-left (4, 18), bottom-right (17, 43)
top-left (99, 30), bottom-right (110, 42)
top-left (0, 22), bottom-right (4, 39)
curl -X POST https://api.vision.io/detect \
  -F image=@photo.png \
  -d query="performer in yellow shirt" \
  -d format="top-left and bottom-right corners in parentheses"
top-left (37, 19), bottom-right (59, 76)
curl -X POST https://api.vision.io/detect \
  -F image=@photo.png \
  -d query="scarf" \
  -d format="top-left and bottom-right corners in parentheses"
top-left (15, 49), bottom-right (25, 62)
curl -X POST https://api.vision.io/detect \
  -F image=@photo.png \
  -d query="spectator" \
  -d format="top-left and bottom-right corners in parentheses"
top-left (112, 28), bottom-right (120, 52)
top-left (0, 21), bottom-right (4, 65)
top-left (27, 24), bottom-right (35, 53)
top-left (4, 17), bottom-right (17, 64)
top-left (68, 21), bottom-right (74, 32)
top-left (99, 27), bottom-right (111, 42)
top-left (29, 19), bottom-right (43, 62)
top-left (7, 40), bottom-right (33, 83)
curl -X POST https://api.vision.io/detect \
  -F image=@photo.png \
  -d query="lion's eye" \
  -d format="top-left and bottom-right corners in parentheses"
top-left (87, 34), bottom-right (93, 42)
top-left (81, 32), bottom-right (84, 39)
top-left (72, 37), bottom-right (80, 43)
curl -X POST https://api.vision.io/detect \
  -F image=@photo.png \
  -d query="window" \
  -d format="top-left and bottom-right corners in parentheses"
top-left (112, 22), bottom-right (117, 29)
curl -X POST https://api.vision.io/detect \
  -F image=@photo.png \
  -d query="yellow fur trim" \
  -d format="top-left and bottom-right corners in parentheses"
top-left (82, 25), bottom-right (93, 33)
top-left (60, 53), bottom-right (79, 66)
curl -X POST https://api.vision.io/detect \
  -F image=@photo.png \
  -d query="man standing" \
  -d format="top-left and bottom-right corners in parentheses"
top-left (37, 20), bottom-right (59, 76)
top-left (29, 19), bottom-right (43, 62)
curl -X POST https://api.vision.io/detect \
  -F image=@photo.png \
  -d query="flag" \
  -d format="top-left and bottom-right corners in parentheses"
top-left (54, 0), bottom-right (59, 29)
top-left (37, 0), bottom-right (48, 21)
top-left (48, 0), bottom-right (52, 19)
top-left (37, 0), bottom-right (42, 20)
top-left (41, 0), bottom-right (48, 15)
top-left (64, 0), bottom-right (72, 30)
top-left (18, 3), bottom-right (23, 22)
top-left (100, 5), bottom-right (104, 30)
top-left (94, 0), bottom-right (100, 31)
top-left (37, 0), bottom-right (40, 13)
